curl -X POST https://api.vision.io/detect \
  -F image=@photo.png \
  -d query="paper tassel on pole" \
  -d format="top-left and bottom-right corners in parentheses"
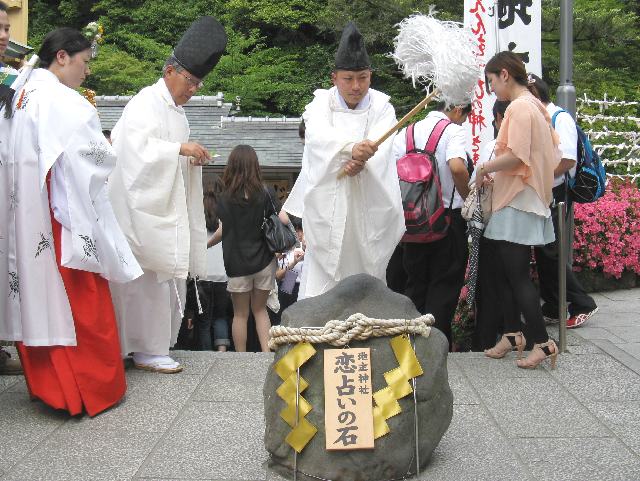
top-left (274, 342), bottom-right (318, 453)
top-left (372, 334), bottom-right (424, 439)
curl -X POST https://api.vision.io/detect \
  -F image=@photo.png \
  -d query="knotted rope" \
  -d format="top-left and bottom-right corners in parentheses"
top-left (268, 313), bottom-right (434, 350)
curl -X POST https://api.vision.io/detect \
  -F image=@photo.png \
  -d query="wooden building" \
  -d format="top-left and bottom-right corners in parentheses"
top-left (96, 94), bottom-right (303, 203)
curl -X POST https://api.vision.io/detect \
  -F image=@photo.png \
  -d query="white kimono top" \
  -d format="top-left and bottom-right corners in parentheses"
top-left (285, 87), bottom-right (405, 298)
top-left (0, 68), bottom-right (142, 346)
top-left (108, 79), bottom-right (207, 282)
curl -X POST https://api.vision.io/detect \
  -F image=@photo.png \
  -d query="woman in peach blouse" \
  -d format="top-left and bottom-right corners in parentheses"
top-left (476, 51), bottom-right (560, 369)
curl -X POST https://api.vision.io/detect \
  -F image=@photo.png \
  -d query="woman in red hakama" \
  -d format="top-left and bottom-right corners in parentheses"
top-left (1, 28), bottom-right (142, 416)
top-left (16, 189), bottom-right (126, 417)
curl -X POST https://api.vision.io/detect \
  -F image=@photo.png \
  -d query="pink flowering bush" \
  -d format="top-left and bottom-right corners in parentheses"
top-left (573, 180), bottom-right (640, 278)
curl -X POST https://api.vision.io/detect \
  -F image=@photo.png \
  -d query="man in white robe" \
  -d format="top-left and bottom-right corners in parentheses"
top-left (284, 22), bottom-right (405, 299)
top-left (108, 17), bottom-right (227, 373)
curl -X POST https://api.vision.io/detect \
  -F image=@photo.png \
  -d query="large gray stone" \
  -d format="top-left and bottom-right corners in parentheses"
top-left (264, 274), bottom-right (453, 481)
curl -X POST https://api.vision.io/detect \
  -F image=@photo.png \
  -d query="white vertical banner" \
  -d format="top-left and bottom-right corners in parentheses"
top-left (464, 0), bottom-right (542, 164)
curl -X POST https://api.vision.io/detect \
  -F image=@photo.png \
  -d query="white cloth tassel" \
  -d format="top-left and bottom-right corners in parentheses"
top-left (194, 277), bottom-right (203, 315)
top-left (390, 12), bottom-right (483, 107)
top-left (172, 279), bottom-right (183, 317)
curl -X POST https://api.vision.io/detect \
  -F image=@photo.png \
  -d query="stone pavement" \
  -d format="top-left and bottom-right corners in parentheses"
top-left (1, 288), bottom-right (640, 481)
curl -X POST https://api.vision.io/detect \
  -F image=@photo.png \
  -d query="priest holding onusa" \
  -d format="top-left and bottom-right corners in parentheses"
top-left (108, 17), bottom-right (227, 373)
top-left (284, 22), bottom-right (405, 299)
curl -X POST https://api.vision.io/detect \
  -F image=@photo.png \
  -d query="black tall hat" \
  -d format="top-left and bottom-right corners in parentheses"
top-left (334, 21), bottom-right (370, 71)
top-left (173, 16), bottom-right (227, 79)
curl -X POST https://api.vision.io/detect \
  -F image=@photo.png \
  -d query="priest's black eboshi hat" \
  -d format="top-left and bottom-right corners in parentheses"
top-left (334, 21), bottom-right (370, 71)
top-left (173, 16), bottom-right (227, 79)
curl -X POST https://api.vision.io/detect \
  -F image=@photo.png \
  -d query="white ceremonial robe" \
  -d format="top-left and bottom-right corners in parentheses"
top-left (0, 68), bottom-right (142, 346)
top-left (108, 78), bottom-right (206, 355)
top-left (288, 87), bottom-right (405, 299)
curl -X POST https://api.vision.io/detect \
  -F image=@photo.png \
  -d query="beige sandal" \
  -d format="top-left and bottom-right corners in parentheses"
top-left (516, 340), bottom-right (558, 370)
top-left (484, 332), bottom-right (526, 360)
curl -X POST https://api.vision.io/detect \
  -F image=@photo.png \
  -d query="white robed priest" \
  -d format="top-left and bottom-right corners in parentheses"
top-left (284, 22), bottom-right (405, 299)
top-left (108, 17), bottom-right (227, 373)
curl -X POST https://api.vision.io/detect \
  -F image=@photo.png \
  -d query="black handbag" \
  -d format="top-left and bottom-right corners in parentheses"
top-left (262, 191), bottom-right (297, 254)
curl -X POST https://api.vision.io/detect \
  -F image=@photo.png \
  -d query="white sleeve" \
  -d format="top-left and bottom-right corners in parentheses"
top-left (50, 155), bottom-right (71, 230)
top-left (554, 111), bottom-right (578, 161)
top-left (392, 127), bottom-right (408, 161)
top-left (445, 126), bottom-right (468, 163)
top-left (479, 139), bottom-right (497, 165)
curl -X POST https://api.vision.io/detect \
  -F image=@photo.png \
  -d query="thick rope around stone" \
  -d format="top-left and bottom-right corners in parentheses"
top-left (268, 313), bottom-right (434, 350)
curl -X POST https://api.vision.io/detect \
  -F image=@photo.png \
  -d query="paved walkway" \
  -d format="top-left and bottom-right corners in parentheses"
top-left (1, 288), bottom-right (640, 481)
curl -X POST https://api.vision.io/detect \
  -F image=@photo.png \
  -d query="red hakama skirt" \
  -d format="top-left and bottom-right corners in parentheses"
top-left (16, 182), bottom-right (126, 416)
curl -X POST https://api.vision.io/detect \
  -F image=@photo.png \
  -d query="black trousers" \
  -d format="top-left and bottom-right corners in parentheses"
top-left (534, 186), bottom-right (597, 318)
top-left (493, 240), bottom-right (549, 344)
top-left (402, 209), bottom-right (468, 347)
top-left (474, 237), bottom-right (516, 350)
top-left (386, 244), bottom-right (407, 295)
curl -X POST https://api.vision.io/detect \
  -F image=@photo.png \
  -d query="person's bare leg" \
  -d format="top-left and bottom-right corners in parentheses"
top-left (251, 288), bottom-right (273, 352)
top-left (231, 292), bottom-right (251, 352)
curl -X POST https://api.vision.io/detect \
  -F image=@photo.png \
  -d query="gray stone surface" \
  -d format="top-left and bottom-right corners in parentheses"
top-left (192, 357), bottom-right (272, 402)
top-left (137, 402), bottom-right (267, 481)
top-left (264, 274), bottom-right (453, 481)
top-left (513, 437), bottom-right (640, 481)
top-left (470, 374), bottom-right (607, 438)
top-left (549, 352), bottom-right (640, 402)
top-left (1, 287), bottom-right (639, 481)
top-left (3, 424), bottom-right (160, 481)
top-left (619, 342), bottom-right (640, 357)
top-left (584, 401), bottom-right (640, 456)
top-left (0, 392), bottom-right (67, 473)
top-left (416, 404), bottom-right (531, 481)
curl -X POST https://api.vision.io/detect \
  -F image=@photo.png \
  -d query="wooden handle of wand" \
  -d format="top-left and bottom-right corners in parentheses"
top-left (374, 89), bottom-right (440, 148)
top-left (338, 89), bottom-right (439, 179)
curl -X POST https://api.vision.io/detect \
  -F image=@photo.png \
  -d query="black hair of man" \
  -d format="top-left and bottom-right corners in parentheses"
top-left (289, 215), bottom-right (303, 231)
top-left (298, 119), bottom-right (305, 140)
top-left (434, 100), bottom-right (472, 115)
top-left (527, 73), bottom-right (551, 104)
top-left (0, 2), bottom-right (7, 12)
top-left (492, 100), bottom-right (510, 119)
top-left (491, 100), bottom-right (510, 138)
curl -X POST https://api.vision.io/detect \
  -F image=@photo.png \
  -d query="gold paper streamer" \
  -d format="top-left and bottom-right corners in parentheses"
top-left (274, 341), bottom-right (318, 453)
top-left (372, 334), bottom-right (424, 438)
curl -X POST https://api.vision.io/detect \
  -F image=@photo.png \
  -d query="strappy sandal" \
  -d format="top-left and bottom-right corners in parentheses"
top-left (484, 332), bottom-right (526, 360)
top-left (516, 339), bottom-right (558, 370)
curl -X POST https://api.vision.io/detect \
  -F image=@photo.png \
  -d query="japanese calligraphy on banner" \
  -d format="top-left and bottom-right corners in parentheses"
top-left (463, 0), bottom-right (542, 164)
top-left (324, 348), bottom-right (374, 450)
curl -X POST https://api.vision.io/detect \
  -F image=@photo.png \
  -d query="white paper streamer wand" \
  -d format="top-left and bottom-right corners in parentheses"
top-left (339, 12), bottom-right (482, 179)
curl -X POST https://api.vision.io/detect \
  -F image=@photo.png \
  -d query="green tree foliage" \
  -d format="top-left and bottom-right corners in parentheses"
top-left (542, 0), bottom-right (640, 99)
top-left (28, 0), bottom-right (640, 116)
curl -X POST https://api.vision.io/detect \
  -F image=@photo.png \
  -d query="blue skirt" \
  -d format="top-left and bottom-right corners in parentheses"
top-left (484, 206), bottom-right (555, 246)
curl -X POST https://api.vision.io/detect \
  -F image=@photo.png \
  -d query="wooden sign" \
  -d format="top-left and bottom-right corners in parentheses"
top-left (323, 348), bottom-right (374, 450)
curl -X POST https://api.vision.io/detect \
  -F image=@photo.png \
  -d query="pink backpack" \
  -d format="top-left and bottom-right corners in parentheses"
top-left (397, 119), bottom-right (453, 243)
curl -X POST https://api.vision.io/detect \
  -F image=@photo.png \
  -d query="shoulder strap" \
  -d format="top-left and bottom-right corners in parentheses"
top-left (551, 108), bottom-right (567, 128)
top-left (424, 118), bottom-right (451, 155)
top-left (405, 123), bottom-right (416, 153)
top-left (264, 188), bottom-right (277, 217)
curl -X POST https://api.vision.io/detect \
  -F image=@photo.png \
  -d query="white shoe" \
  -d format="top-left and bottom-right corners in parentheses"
top-left (132, 353), bottom-right (183, 373)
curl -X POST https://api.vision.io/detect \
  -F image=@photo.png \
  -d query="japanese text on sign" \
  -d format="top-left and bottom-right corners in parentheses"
top-left (324, 348), bottom-right (374, 450)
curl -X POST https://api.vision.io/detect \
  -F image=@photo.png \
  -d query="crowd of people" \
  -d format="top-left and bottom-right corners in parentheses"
top-left (0, 7), bottom-right (598, 416)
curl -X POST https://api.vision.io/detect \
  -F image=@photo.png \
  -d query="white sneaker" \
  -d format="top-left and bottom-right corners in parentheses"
top-left (132, 353), bottom-right (183, 373)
